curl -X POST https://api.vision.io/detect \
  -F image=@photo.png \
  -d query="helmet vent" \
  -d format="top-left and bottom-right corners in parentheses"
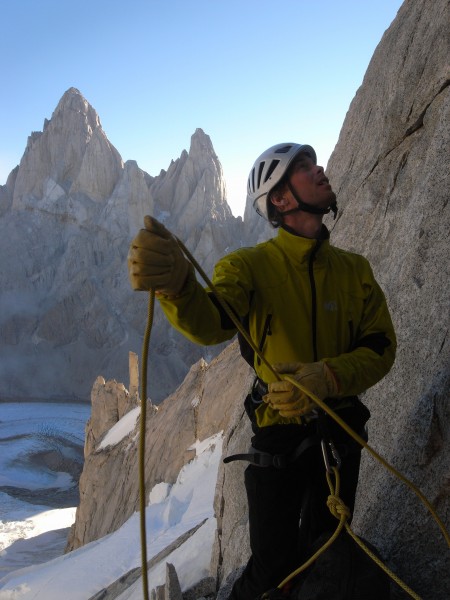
top-left (275, 145), bottom-right (293, 154)
top-left (257, 161), bottom-right (265, 189)
top-left (264, 159), bottom-right (280, 183)
top-left (249, 167), bottom-right (255, 193)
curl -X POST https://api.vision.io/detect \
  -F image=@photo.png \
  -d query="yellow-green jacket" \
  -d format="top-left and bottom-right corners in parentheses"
top-left (159, 226), bottom-right (396, 427)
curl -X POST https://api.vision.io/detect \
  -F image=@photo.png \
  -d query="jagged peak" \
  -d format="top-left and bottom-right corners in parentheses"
top-left (189, 128), bottom-right (216, 157)
top-left (61, 86), bottom-right (83, 99)
top-left (57, 87), bottom-right (87, 108)
top-left (192, 127), bottom-right (208, 139)
top-left (52, 87), bottom-right (101, 131)
top-left (10, 87), bottom-right (123, 206)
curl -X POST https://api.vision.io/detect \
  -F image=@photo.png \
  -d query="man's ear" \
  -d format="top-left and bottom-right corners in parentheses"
top-left (271, 193), bottom-right (287, 209)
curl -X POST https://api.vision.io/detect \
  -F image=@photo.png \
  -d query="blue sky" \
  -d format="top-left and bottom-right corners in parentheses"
top-left (0, 0), bottom-right (404, 216)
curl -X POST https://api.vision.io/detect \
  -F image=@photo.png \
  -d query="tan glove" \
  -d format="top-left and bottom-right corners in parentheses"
top-left (127, 216), bottom-right (191, 296)
top-left (263, 361), bottom-right (339, 418)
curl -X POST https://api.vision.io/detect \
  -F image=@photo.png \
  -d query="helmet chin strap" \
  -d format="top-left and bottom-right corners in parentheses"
top-left (285, 181), bottom-right (338, 219)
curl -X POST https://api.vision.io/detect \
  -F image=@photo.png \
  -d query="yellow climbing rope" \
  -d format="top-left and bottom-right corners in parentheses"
top-left (137, 234), bottom-right (449, 600)
top-left (277, 467), bottom-right (424, 600)
top-left (139, 290), bottom-right (155, 600)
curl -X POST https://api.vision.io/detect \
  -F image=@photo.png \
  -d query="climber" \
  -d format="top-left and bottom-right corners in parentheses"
top-left (127, 142), bottom-right (397, 599)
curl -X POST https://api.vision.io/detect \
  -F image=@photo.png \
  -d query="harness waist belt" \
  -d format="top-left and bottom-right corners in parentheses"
top-left (223, 434), bottom-right (321, 468)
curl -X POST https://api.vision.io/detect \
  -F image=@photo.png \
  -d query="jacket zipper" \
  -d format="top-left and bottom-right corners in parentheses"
top-left (308, 240), bottom-right (323, 362)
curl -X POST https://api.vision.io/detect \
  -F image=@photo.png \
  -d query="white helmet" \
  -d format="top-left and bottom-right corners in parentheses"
top-left (247, 142), bottom-right (336, 225)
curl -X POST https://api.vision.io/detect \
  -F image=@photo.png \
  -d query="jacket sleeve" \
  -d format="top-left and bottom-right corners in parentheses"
top-left (157, 251), bottom-right (252, 346)
top-left (323, 264), bottom-right (397, 396)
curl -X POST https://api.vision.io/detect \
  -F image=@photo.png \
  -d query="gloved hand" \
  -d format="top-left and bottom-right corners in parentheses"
top-left (127, 216), bottom-right (191, 296)
top-left (263, 361), bottom-right (339, 418)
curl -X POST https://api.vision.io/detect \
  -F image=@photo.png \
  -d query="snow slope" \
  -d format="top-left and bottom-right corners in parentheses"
top-left (0, 402), bottom-right (222, 599)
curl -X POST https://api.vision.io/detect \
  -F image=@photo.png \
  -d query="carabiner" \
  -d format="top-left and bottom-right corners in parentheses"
top-left (321, 438), bottom-right (342, 473)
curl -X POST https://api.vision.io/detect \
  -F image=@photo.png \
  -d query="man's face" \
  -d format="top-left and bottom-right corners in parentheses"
top-left (288, 154), bottom-right (336, 208)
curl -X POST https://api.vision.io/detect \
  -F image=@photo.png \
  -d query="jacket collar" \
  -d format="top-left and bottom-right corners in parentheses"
top-left (275, 225), bottom-right (330, 265)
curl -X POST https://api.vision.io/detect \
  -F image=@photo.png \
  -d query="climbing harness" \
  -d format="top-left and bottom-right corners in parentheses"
top-left (136, 233), bottom-right (450, 600)
top-left (224, 396), bottom-right (344, 471)
top-left (223, 433), bottom-right (322, 469)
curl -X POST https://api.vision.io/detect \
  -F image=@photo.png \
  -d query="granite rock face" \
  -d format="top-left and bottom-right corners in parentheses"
top-left (324, 0), bottom-right (449, 597)
top-left (0, 88), bottom-right (251, 403)
top-left (216, 0), bottom-right (450, 597)
top-left (66, 341), bottom-right (253, 551)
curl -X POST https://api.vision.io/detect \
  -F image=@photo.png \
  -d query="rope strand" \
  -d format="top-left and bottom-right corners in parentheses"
top-left (139, 290), bottom-right (155, 600)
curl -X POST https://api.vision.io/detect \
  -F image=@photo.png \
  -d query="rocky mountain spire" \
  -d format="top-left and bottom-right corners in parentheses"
top-left (0, 89), bottom-right (247, 403)
top-left (149, 128), bottom-right (231, 234)
top-left (12, 88), bottom-right (123, 208)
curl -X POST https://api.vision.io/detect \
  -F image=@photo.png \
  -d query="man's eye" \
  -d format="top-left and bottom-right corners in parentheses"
top-left (293, 162), bottom-right (309, 172)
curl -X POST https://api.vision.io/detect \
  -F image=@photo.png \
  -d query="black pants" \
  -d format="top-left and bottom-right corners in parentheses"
top-left (229, 408), bottom-right (366, 600)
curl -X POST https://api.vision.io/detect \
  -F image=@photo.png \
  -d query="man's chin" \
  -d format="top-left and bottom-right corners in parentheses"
top-left (320, 189), bottom-right (336, 206)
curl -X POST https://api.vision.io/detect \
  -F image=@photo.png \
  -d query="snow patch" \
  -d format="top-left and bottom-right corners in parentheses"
top-left (0, 582), bottom-right (31, 598)
top-left (188, 431), bottom-right (222, 456)
top-left (149, 482), bottom-right (171, 505)
top-left (191, 395), bottom-right (201, 408)
top-left (98, 407), bottom-right (140, 450)
top-left (156, 210), bottom-right (171, 224)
